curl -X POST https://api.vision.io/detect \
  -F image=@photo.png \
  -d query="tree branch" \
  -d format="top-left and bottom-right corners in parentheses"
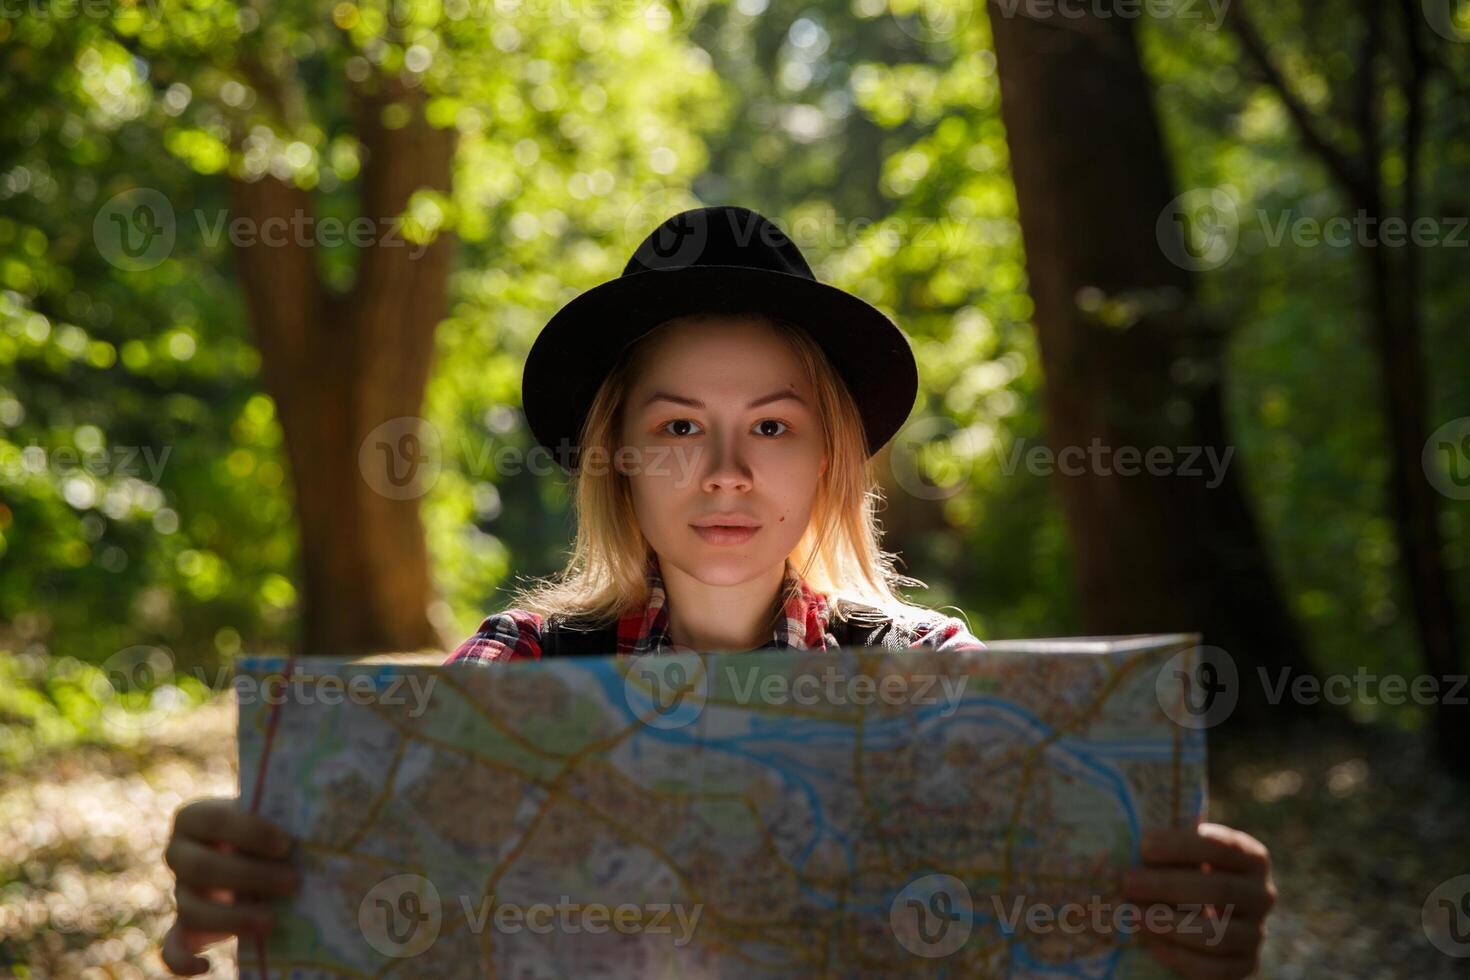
top-left (1224, 2), bottom-right (1372, 205)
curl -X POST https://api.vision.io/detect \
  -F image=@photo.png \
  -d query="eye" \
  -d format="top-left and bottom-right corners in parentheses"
top-left (754, 419), bottom-right (790, 437)
top-left (660, 419), bottom-right (702, 437)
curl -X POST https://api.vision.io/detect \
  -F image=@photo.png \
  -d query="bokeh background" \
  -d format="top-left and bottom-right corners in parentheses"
top-left (2, 0), bottom-right (1469, 976)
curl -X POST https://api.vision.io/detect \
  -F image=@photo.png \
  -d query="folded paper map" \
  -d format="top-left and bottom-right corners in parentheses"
top-left (235, 634), bottom-right (1206, 979)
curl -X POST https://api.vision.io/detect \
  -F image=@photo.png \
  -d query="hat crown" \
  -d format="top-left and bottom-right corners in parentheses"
top-left (623, 205), bottom-right (815, 279)
top-left (522, 203), bottom-right (918, 474)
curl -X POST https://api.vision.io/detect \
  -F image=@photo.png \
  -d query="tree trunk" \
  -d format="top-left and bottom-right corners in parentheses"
top-left (986, 5), bottom-right (1317, 723)
top-left (229, 80), bottom-right (457, 656)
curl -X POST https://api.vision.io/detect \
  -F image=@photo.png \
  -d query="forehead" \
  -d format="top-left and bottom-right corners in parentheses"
top-left (629, 316), bottom-right (811, 398)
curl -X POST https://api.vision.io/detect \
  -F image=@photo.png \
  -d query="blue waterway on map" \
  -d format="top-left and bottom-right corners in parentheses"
top-left (582, 656), bottom-right (1204, 979)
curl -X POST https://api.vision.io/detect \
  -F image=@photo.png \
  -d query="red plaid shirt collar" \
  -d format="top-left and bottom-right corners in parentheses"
top-left (448, 555), bottom-right (982, 665)
top-left (618, 552), bottom-right (840, 655)
top-left (447, 554), bottom-right (860, 665)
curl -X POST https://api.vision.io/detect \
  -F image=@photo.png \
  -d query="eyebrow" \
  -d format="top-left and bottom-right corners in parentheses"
top-left (640, 390), bottom-right (807, 411)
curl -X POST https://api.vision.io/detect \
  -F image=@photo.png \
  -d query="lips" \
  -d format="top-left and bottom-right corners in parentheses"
top-left (690, 523), bottom-right (761, 546)
top-left (691, 513), bottom-right (761, 528)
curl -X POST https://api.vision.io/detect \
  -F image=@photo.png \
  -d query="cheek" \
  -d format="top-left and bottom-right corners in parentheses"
top-left (622, 478), bottom-right (660, 544)
top-left (623, 457), bottom-right (684, 519)
top-left (764, 448), bottom-right (824, 517)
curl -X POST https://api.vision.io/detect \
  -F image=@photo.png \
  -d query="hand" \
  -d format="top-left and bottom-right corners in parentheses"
top-left (160, 797), bottom-right (299, 976)
top-left (1122, 822), bottom-right (1276, 979)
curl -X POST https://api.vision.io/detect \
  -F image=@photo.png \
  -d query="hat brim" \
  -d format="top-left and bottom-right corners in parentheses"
top-left (521, 265), bottom-right (919, 472)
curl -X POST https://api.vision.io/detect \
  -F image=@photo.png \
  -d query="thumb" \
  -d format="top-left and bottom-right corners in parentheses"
top-left (160, 920), bottom-right (229, 976)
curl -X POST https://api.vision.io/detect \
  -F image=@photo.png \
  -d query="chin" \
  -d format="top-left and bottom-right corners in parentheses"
top-left (669, 550), bottom-right (772, 587)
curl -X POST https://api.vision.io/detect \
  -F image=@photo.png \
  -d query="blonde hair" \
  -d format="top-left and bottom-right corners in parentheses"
top-left (504, 311), bottom-right (939, 630)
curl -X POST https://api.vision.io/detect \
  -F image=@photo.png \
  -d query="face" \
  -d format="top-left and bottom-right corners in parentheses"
top-left (618, 315), bottom-right (828, 588)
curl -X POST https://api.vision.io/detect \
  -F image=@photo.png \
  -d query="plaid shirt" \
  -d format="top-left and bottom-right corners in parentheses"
top-left (447, 553), bottom-right (983, 664)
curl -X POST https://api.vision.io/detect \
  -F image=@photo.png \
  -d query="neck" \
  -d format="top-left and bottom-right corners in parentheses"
top-left (661, 557), bottom-right (788, 653)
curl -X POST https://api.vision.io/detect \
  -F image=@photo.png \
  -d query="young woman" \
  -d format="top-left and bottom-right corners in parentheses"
top-left (162, 206), bottom-right (1275, 977)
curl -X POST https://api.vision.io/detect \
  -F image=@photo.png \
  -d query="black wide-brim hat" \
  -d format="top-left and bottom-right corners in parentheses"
top-left (521, 204), bottom-right (919, 473)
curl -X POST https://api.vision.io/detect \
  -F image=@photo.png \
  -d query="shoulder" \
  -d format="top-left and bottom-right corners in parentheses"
top-left (445, 608), bottom-right (545, 665)
top-left (898, 610), bottom-right (985, 651)
top-left (830, 598), bottom-right (984, 651)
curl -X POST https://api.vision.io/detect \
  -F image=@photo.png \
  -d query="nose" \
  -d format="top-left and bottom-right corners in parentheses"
top-left (699, 432), bottom-right (752, 494)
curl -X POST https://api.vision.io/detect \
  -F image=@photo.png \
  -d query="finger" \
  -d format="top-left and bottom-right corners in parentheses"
top-left (160, 921), bottom-right (213, 976)
top-left (1136, 902), bottom-right (1265, 955)
top-left (1122, 868), bottom-right (1273, 918)
top-left (175, 883), bottom-right (277, 935)
top-left (174, 798), bottom-right (293, 858)
top-left (166, 836), bottom-right (300, 896)
top-left (1140, 824), bottom-right (1270, 877)
top-left (1142, 930), bottom-right (1259, 979)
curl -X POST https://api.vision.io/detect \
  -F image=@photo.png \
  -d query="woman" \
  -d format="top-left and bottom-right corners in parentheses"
top-left (162, 206), bottom-right (1275, 977)
top-left (445, 309), bottom-right (984, 661)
